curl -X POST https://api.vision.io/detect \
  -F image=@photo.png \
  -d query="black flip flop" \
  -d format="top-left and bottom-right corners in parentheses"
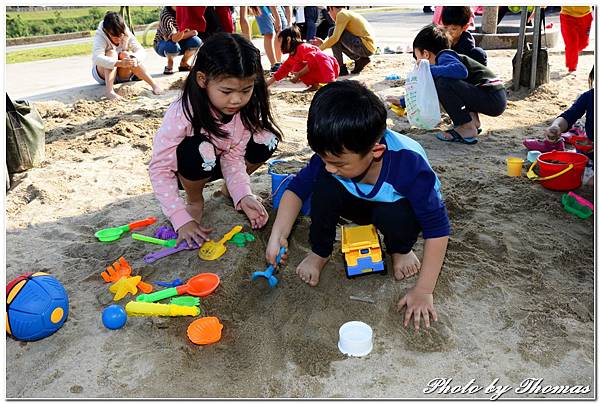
top-left (163, 66), bottom-right (174, 75)
top-left (435, 129), bottom-right (478, 144)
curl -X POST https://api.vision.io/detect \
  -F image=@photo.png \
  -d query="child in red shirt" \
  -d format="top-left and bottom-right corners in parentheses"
top-left (267, 25), bottom-right (339, 91)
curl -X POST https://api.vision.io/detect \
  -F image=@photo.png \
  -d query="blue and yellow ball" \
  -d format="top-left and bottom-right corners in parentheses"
top-left (6, 272), bottom-right (69, 341)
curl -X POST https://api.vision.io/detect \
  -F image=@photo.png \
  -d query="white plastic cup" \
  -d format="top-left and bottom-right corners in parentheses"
top-left (338, 321), bottom-right (373, 357)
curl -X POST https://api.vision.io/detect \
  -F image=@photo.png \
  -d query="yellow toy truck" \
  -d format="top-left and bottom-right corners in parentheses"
top-left (341, 224), bottom-right (386, 278)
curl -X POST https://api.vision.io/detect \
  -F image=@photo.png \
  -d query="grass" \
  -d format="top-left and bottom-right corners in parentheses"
top-left (6, 32), bottom-right (156, 64)
top-left (6, 6), bottom-right (151, 21)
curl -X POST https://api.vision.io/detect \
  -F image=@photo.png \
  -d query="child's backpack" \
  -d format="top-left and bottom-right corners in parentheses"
top-left (404, 60), bottom-right (441, 130)
top-left (6, 93), bottom-right (46, 175)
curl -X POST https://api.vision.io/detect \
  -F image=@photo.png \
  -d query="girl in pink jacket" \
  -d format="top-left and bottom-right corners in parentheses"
top-left (267, 25), bottom-right (339, 91)
top-left (149, 33), bottom-right (282, 248)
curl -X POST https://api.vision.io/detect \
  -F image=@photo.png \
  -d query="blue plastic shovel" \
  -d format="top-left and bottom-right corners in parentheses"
top-left (252, 246), bottom-right (286, 288)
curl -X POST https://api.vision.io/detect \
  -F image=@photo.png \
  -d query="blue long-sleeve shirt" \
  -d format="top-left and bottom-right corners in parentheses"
top-left (453, 31), bottom-right (488, 66)
top-left (560, 89), bottom-right (594, 141)
top-left (430, 49), bottom-right (503, 90)
top-left (287, 129), bottom-right (451, 239)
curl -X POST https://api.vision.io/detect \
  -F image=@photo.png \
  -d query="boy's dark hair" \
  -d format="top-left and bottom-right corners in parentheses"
top-left (307, 81), bottom-right (387, 157)
top-left (278, 24), bottom-right (303, 54)
top-left (181, 33), bottom-right (282, 140)
top-left (103, 11), bottom-right (127, 37)
top-left (413, 24), bottom-right (451, 56)
top-left (441, 6), bottom-right (472, 27)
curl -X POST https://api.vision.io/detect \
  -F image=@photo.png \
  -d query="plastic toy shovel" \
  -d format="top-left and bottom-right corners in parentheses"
top-left (95, 217), bottom-right (157, 242)
top-left (252, 246), bottom-right (286, 288)
top-left (132, 233), bottom-right (177, 248)
top-left (199, 226), bottom-right (243, 261)
top-left (136, 273), bottom-right (220, 303)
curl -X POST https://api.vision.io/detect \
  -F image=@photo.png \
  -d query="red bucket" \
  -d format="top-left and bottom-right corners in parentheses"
top-left (536, 151), bottom-right (589, 191)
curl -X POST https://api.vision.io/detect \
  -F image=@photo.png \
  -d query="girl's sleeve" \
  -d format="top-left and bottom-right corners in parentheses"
top-left (273, 54), bottom-right (295, 81)
top-left (219, 130), bottom-right (254, 210)
top-left (148, 103), bottom-right (194, 231)
top-left (92, 30), bottom-right (116, 69)
top-left (127, 29), bottom-right (147, 62)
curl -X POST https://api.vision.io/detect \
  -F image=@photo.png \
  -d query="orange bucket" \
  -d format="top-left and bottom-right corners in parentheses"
top-left (531, 151), bottom-right (589, 191)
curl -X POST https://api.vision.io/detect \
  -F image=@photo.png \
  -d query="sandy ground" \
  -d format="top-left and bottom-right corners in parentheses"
top-left (6, 50), bottom-right (595, 398)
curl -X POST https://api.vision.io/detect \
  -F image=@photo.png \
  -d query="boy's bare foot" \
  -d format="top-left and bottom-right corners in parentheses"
top-left (106, 90), bottom-right (122, 100)
top-left (296, 252), bottom-right (329, 286)
top-left (392, 250), bottom-right (421, 280)
top-left (185, 200), bottom-right (204, 223)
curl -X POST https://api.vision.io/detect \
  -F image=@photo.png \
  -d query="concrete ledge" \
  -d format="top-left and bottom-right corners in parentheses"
top-left (473, 25), bottom-right (559, 49)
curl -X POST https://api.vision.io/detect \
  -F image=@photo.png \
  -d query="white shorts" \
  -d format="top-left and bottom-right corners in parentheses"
top-left (92, 65), bottom-right (133, 85)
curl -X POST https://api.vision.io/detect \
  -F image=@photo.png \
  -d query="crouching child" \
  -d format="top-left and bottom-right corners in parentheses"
top-left (265, 81), bottom-right (451, 330)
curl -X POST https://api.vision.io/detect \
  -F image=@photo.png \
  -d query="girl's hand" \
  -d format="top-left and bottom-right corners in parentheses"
top-left (239, 195), bottom-right (268, 229)
top-left (266, 235), bottom-right (288, 268)
top-left (177, 220), bottom-right (213, 248)
top-left (396, 287), bottom-right (438, 331)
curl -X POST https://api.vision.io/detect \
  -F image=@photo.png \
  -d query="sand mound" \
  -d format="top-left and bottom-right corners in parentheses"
top-left (6, 51), bottom-right (594, 399)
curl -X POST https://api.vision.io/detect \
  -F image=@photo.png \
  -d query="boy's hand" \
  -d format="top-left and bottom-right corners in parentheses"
top-left (290, 73), bottom-right (300, 83)
top-left (177, 220), bottom-right (213, 248)
top-left (239, 195), bottom-right (268, 229)
top-left (266, 236), bottom-right (288, 268)
top-left (397, 287), bottom-right (438, 331)
top-left (544, 124), bottom-right (562, 142)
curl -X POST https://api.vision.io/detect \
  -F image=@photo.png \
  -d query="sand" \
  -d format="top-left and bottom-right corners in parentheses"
top-left (6, 50), bottom-right (594, 399)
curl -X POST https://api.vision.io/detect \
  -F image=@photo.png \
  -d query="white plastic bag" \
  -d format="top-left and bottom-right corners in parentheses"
top-left (404, 60), bottom-right (441, 129)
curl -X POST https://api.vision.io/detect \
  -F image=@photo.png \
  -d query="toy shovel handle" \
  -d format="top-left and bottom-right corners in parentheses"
top-left (136, 287), bottom-right (178, 302)
top-left (132, 233), bottom-right (169, 246)
top-left (127, 216), bottom-right (157, 230)
top-left (219, 225), bottom-right (243, 244)
top-left (275, 246), bottom-right (286, 265)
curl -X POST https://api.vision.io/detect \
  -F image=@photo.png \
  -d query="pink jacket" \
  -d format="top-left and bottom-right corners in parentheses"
top-left (149, 100), bottom-right (278, 230)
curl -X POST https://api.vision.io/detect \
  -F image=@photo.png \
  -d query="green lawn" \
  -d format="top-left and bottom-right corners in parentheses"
top-left (6, 6), bottom-right (152, 21)
top-left (6, 32), bottom-right (156, 64)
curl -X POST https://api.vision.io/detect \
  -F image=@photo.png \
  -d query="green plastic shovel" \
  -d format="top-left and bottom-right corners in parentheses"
top-left (132, 233), bottom-right (177, 248)
top-left (95, 217), bottom-right (157, 242)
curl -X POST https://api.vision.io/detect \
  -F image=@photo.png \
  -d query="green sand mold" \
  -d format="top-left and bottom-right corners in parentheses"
top-left (228, 232), bottom-right (256, 247)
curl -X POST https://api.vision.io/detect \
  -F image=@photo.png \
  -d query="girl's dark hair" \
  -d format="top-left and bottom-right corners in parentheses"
top-left (180, 33), bottom-right (282, 140)
top-left (278, 24), bottom-right (303, 54)
top-left (103, 11), bottom-right (127, 36)
top-left (413, 24), bottom-right (450, 56)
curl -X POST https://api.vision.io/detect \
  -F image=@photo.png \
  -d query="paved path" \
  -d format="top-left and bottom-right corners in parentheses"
top-left (5, 9), bottom-right (592, 102)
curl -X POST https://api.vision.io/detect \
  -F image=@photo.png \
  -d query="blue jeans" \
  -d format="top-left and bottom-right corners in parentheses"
top-left (304, 7), bottom-right (318, 40)
top-left (155, 36), bottom-right (202, 57)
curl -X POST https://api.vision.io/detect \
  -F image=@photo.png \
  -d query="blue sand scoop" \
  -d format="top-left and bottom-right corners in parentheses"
top-left (252, 246), bottom-right (286, 288)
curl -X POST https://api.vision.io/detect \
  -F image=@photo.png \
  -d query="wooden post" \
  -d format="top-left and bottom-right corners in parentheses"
top-left (481, 6), bottom-right (499, 34)
top-left (529, 6), bottom-right (542, 89)
top-left (512, 6), bottom-right (529, 90)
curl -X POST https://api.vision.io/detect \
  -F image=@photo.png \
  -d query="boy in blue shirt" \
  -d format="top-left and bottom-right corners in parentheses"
top-left (265, 81), bottom-right (450, 330)
top-left (441, 6), bottom-right (487, 66)
top-left (413, 24), bottom-right (506, 144)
